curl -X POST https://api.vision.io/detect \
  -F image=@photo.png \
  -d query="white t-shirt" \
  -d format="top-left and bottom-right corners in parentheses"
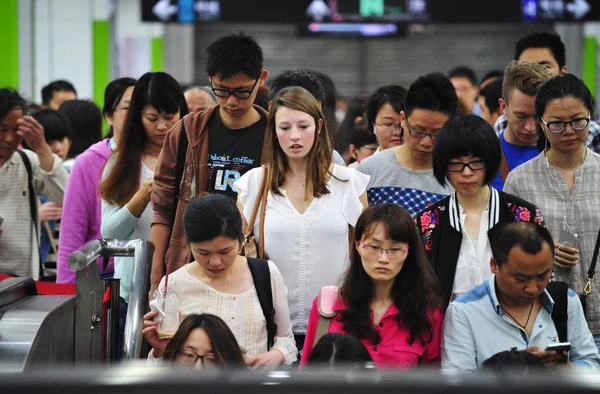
top-left (235, 164), bottom-right (369, 333)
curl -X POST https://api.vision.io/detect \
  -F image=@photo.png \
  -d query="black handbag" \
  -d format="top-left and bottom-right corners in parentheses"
top-left (580, 228), bottom-right (600, 316)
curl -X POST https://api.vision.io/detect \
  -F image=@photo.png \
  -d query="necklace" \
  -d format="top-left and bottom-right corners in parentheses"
top-left (502, 302), bottom-right (535, 330)
top-left (288, 173), bottom-right (306, 191)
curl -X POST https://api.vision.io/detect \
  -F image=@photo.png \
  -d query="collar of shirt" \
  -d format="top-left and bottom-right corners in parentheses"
top-left (449, 188), bottom-right (500, 233)
top-left (486, 275), bottom-right (555, 317)
top-left (332, 297), bottom-right (401, 318)
top-left (109, 138), bottom-right (117, 151)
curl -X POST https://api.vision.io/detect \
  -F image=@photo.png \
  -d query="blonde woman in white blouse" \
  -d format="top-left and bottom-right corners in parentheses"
top-left (235, 87), bottom-right (369, 349)
top-left (142, 194), bottom-right (297, 367)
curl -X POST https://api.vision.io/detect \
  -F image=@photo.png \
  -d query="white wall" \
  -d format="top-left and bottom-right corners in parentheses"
top-left (24, 0), bottom-right (165, 104)
top-left (114, 0), bottom-right (163, 78)
top-left (33, 0), bottom-right (96, 103)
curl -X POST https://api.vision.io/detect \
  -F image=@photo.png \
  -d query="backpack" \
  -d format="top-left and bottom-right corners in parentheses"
top-left (313, 286), bottom-right (339, 349)
top-left (247, 257), bottom-right (277, 349)
top-left (546, 281), bottom-right (569, 343)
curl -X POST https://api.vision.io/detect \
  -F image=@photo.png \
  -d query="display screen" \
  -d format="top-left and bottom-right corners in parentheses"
top-left (141, 0), bottom-right (596, 23)
top-left (298, 22), bottom-right (408, 37)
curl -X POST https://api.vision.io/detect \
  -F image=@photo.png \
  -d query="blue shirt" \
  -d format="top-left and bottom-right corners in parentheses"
top-left (491, 132), bottom-right (539, 190)
top-left (442, 275), bottom-right (600, 372)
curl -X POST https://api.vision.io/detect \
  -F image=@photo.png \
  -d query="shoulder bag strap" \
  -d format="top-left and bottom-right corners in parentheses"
top-left (17, 150), bottom-right (43, 279)
top-left (499, 143), bottom-right (510, 182)
top-left (583, 228), bottom-right (600, 297)
top-left (546, 281), bottom-right (568, 343)
top-left (312, 287), bottom-right (339, 350)
top-left (172, 121), bottom-right (188, 221)
top-left (247, 257), bottom-right (277, 349)
top-left (244, 166), bottom-right (268, 256)
top-left (258, 166), bottom-right (269, 259)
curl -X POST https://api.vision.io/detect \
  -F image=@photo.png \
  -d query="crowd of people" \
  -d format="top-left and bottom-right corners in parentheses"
top-left (0, 30), bottom-right (599, 373)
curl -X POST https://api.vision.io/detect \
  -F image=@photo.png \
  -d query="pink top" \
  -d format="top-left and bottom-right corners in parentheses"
top-left (300, 296), bottom-right (443, 368)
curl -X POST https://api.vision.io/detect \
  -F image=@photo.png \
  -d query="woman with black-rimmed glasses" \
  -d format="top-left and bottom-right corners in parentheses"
top-left (504, 74), bottom-right (600, 350)
top-left (415, 114), bottom-right (545, 308)
top-left (162, 314), bottom-right (245, 369)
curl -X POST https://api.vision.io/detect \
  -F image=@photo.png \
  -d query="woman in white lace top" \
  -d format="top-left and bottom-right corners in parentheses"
top-left (142, 194), bottom-right (297, 367)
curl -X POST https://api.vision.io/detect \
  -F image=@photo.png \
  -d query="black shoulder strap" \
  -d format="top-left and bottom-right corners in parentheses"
top-left (247, 257), bottom-right (277, 349)
top-left (16, 150), bottom-right (42, 279)
top-left (172, 121), bottom-right (189, 222)
top-left (546, 281), bottom-right (569, 343)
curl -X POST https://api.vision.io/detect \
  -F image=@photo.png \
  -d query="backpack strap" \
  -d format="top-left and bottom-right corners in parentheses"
top-left (247, 257), bottom-right (277, 349)
top-left (173, 121), bottom-right (188, 218)
top-left (16, 150), bottom-right (42, 280)
top-left (546, 281), bottom-right (569, 343)
top-left (499, 143), bottom-right (510, 182)
top-left (313, 286), bottom-right (339, 349)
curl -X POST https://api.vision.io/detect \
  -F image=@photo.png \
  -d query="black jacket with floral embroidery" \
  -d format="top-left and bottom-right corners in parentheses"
top-left (414, 188), bottom-right (545, 309)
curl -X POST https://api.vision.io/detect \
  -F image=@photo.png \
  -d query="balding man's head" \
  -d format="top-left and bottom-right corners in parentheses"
top-left (184, 86), bottom-right (217, 114)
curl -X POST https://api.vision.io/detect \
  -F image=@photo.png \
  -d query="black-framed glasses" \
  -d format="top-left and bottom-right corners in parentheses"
top-left (374, 122), bottom-right (402, 133)
top-left (540, 114), bottom-right (590, 134)
top-left (177, 349), bottom-right (220, 369)
top-left (447, 160), bottom-right (486, 173)
top-left (405, 119), bottom-right (439, 140)
top-left (210, 78), bottom-right (259, 100)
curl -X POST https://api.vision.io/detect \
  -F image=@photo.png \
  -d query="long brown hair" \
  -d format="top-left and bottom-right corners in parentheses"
top-left (101, 72), bottom-right (188, 206)
top-left (263, 86), bottom-right (333, 200)
top-left (163, 313), bottom-right (245, 368)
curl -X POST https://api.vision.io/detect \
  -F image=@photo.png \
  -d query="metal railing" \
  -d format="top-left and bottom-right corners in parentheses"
top-left (68, 239), bottom-right (154, 361)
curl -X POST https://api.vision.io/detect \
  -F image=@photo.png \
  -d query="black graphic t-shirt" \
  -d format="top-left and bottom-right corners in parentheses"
top-left (206, 109), bottom-right (266, 199)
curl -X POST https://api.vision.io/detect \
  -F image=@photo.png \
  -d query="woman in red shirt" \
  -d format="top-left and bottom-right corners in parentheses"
top-left (301, 203), bottom-right (443, 367)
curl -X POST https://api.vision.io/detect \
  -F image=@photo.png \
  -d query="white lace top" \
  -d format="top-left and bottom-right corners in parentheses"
top-left (155, 260), bottom-right (297, 365)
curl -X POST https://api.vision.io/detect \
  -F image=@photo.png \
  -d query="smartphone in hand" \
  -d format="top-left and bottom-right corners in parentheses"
top-left (545, 342), bottom-right (571, 353)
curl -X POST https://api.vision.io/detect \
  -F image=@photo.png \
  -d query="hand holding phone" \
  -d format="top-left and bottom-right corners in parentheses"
top-left (554, 230), bottom-right (579, 268)
top-left (545, 342), bottom-right (571, 353)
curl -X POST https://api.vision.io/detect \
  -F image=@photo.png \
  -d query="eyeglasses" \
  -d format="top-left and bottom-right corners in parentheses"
top-left (177, 349), bottom-right (220, 369)
top-left (405, 119), bottom-right (438, 140)
top-left (447, 160), bottom-right (486, 173)
top-left (359, 241), bottom-right (408, 258)
top-left (540, 115), bottom-right (590, 134)
top-left (210, 78), bottom-right (259, 100)
top-left (374, 122), bottom-right (402, 133)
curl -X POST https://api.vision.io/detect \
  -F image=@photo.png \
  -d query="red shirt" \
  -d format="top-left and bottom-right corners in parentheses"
top-left (300, 296), bottom-right (442, 368)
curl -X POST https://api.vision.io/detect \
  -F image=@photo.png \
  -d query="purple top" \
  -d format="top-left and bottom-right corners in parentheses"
top-left (57, 139), bottom-right (114, 283)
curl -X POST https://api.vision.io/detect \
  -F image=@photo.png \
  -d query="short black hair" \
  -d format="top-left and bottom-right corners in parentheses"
top-left (41, 80), bottom-right (77, 106)
top-left (479, 77), bottom-right (503, 115)
top-left (448, 66), bottom-right (477, 87)
top-left (58, 100), bottom-right (102, 157)
top-left (480, 70), bottom-right (504, 87)
top-left (205, 32), bottom-right (263, 80)
top-left (184, 194), bottom-right (243, 244)
top-left (433, 114), bottom-right (501, 186)
top-left (350, 125), bottom-right (376, 149)
top-left (514, 32), bottom-right (566, 70)
top-left (268, 69), bottom-right (325, 102)
top-left (308, 333), bottom-right (373, 366)
top-left (30, 109), bottom-right (72, 143)
top-left (365, 84), bottom-right (407, 134)
top-left (491, 222), bottom-right (554, 267)
top-left (0, 88), bottom-right (26, 120)
top-left (405, 72), bottom-right (457, 117)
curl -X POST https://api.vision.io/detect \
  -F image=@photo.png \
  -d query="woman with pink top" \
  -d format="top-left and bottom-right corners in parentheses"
top-left (56, 78), bottom-right (136, 283)
top-left (301, 203), bottom-right (443, 368)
